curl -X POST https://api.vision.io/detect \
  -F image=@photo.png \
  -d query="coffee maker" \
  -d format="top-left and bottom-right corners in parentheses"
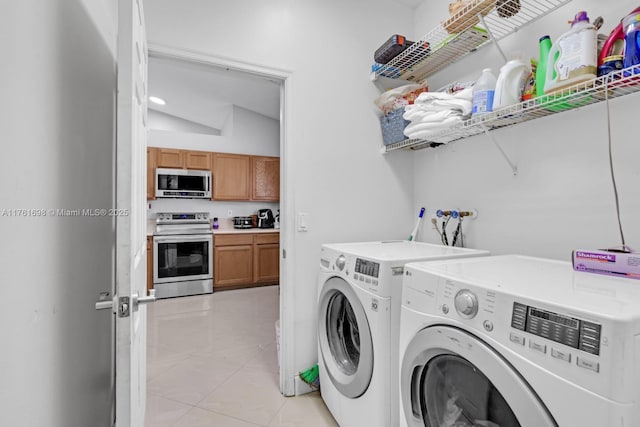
top-left (257, 209), bottom-right (275, 228)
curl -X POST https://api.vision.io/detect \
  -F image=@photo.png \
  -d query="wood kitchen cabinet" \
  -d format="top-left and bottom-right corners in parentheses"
top-left (146, 147), bottom-right (157, 200)
top-left (252, 156), bottom-right (280, 201)
top-left (147, 148), bottom-right (280, 202)
top-left (212, 153), bottom-right (251, 200)
top-left (156, 148), bottom-right (185, 168)
top-left (254, 233), bottom-right (280, 284)
top-left (214, 232), bottom-right (280, 291)
top-left (185, 150), bottom-right (211, 170)
top-left (147, 236), bottom-right (153, 295)
top-left (214, 234), bottom-right (254, 289)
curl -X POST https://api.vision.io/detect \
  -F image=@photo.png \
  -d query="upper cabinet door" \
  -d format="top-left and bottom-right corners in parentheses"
top-left (156, 148), bottom-right (184, 168)
top-left (185, 150), bottom-right (211, 170)
top-left (252, 156), bottom-right (280, 201)
top-left (213, 153), bottom-right (251, 200)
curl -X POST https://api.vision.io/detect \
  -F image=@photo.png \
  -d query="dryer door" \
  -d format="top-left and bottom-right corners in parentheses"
top-left (318, 276), bottom-right (373, 398)
top-left (401, 326), bottom-right (557, 427)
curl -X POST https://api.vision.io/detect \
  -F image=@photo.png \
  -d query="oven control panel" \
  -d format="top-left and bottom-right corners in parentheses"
top-left (157, 212), bottom-right (210, 223)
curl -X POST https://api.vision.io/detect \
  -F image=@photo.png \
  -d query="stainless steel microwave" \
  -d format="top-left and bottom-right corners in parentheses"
top-left (155, 168), bottom-right (211, 199)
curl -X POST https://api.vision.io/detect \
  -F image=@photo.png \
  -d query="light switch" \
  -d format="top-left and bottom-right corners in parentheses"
top-left (297, 212), bottom-right (309, 232)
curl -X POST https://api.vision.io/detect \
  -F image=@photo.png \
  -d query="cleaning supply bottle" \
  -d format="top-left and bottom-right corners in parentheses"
top-left (598, 7), bottom-right (640, 67)
top-left (472, 68), bottom-right (497, 115)
top-left (622, 11), bottom-right (640, 75)
top-left (544, 11), bottom-right (597, 94)
top-left (493, 54), bottom-right (530, 110)
top-left (536, 35), bottom-right (552, 97)
top-left (522, 59), bottom-right (537, 101)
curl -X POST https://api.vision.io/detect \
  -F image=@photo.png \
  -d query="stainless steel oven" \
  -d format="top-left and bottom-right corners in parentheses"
top-left (153, 212), bottom-right (213, 299)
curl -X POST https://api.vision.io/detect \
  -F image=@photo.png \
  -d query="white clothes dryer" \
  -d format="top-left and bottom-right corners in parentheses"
top-left (317, 241), bottom-right (489, 427)
top-left (398, 255), bottom-right (640, 427)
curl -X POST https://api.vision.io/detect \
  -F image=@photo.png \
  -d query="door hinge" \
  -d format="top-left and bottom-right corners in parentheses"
top-left (119, 296), bottom-right (130, 318)
top-left (282, 249), bottom-right (287, 259)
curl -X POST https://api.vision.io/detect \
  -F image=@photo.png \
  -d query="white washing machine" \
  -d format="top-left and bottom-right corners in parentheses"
top-left (317, 241), bottom-right (489, 427)
top-left (399, 254), bottom-right (640, 427)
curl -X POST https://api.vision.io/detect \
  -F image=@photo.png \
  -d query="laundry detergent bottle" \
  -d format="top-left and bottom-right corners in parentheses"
top-left (622, 12), bottom-right (640, 75)
top-left (544, 11), bottom-right (597, 94)
top-left (598, 7), bottom-right (640, 67)
top-left (493, 55), bottom-right (530, 110)
top-left (472, 68), bottom-right (497, 115)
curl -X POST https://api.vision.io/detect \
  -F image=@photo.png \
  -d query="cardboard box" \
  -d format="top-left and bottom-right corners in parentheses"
top-left (572, 249), bottom-right (640, 280)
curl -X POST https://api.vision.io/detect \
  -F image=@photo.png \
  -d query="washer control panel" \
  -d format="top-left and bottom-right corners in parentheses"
top-left (511, 302), bottom-right (601, 356)
top-left (355, 258), bottom-right (380, 278)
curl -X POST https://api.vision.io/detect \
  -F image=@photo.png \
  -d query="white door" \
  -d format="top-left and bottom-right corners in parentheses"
top-left (115, 0), bottom-right (151, 425)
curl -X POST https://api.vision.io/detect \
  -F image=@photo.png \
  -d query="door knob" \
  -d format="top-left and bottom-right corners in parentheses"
top-left (95, 290), bottom-right (156, 315)
top-left (133, 289), bottom-right (156, 311)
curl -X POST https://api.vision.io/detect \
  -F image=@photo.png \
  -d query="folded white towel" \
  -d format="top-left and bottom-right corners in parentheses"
top-left (403, 108), bottom-right (458, 123)
top-left (403, 116), bottom-right (462, 140)
top-left (405, 99), bottom-right (471, 117)
top-left (408, 91), bottom-right (472, 116)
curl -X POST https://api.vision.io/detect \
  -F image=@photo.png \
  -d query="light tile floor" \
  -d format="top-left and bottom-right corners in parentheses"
top-left (146, 285), bottom-right (339, 427)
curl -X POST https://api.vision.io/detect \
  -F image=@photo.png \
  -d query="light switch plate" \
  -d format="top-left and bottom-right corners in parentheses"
top-left (297, 212), bottom-right (308, 232)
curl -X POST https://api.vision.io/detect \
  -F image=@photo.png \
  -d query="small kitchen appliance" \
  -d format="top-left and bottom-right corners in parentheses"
top-left (232, 216), bottom-right (253, 229)
top-left (257, 209), bottom-right (275, 228)
top-left (153, 212), bottom-right (213, 298)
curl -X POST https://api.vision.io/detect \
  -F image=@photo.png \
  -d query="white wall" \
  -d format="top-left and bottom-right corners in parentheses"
top-left (148, 105), bottom-right (281, 219)
top-left (149, 105), bottom-right (280, 156)
top-left (144, 0), bottom-right (416, 392)
top-left (148, 108), bottom-right (223, 135)
top-left (0, 1), bottom-right (116, 426)
top-left (410, 0), bottom-right (640, 259)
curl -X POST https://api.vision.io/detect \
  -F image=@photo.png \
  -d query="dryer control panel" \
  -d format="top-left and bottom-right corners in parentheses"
top-left (511, 302), bottom-right (601, 356)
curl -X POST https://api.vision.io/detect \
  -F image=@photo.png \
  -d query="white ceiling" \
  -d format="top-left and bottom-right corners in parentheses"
top-left (148, 55), bottom-right (282, 130)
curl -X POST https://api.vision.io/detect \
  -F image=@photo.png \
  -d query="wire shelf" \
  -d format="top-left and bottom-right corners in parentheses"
top-left (372, 0), bottom-right (572, 83)
top-left (384, 65), bottom-right (640, 152)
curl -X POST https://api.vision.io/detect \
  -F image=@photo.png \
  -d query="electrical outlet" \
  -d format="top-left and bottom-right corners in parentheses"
top-left (227, 210), bottom-right (233, 217)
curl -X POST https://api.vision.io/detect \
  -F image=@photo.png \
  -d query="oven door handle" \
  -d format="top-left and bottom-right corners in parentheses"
top-left (154, 234), bottom-right (212, 244)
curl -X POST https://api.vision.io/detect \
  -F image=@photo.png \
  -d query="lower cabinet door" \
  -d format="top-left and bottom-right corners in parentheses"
top-left (254, 243), bottom-right (280, 284)
top-left (214, 245), bottom-right (253, 288)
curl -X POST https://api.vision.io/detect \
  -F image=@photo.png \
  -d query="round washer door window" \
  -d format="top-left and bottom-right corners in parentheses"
top-left (318, 276), bottom-right (373, 398)
top-left (422, 354), bottom-right (520, 427)
top-left (400, 326), bottom-right (557, 427)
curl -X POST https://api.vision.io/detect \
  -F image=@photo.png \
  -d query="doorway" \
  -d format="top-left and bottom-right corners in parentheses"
top-left (145, 44), bottom-right (293, 397)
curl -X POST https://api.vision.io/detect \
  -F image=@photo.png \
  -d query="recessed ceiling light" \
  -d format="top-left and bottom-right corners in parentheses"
top-left (149, 96), bottom-right (166, 105)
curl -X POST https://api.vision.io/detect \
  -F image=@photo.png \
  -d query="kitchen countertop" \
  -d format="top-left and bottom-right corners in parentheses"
top-left (147, 219), bottom-right (155, 237)
top-left (213, 228), bottom-right (280, 235)
top-left (146, 219), bottom-right (279, 237)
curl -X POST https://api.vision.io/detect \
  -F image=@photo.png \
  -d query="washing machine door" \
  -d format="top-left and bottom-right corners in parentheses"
top-left (318, 276), bottom-right (374, 398)
top-left (401, 326), bottom-right (557, 427)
